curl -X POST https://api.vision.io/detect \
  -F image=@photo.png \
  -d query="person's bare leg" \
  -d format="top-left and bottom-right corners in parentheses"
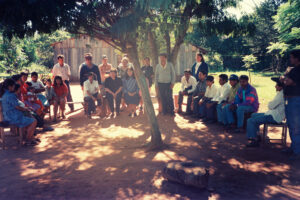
top-left (139, 90), bottom-right (143, 111)
top-left (53, 102), bottom-right (58, 121)
top-left (60, 101), bottom-right (66, 119)
top-left (97, 94), bottom-right (102, 116)
top-left (130, 104), bottom-right (134, 114)
top-left (26, 120), bottom-right (37, 141)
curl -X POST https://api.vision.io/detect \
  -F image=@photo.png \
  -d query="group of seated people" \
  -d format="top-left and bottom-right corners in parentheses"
top-left (83, 67), bottom-right (141, 118)
top-left (79, 53), bottom-right (153, 119)
top-left (0, 71), bottom-right (56, 146)
top-left (177, 69), bottom-right (285, 148)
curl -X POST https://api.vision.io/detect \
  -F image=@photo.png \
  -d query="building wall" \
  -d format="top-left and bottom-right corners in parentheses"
top-left (53, 35), bottom-right (198, 81)
top-left (52, 35), bottom-right (119, 81)
top-left (174, 44), bottom-right (196, 76)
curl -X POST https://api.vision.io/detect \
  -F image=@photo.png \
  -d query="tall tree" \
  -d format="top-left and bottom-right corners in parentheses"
top-left (0, 0), bottom-right (241, 149)
top-left (274, 0), bottom-right (300, 49)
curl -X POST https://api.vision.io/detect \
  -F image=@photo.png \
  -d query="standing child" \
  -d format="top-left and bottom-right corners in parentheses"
top-left (123, 67), bottom-right (140, 117)
top-left (52, 76), bottom-right (68, 121)
top-left (45, 79), bottom-right (56, 105)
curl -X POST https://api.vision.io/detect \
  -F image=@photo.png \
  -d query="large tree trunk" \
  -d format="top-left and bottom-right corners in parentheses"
top-left (148, 31), bottom-right (159, 69)
top-left (127, 41), bottom-right (163, 150)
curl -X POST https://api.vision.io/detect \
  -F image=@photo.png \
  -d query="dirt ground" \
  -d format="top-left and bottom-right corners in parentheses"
top-left (0, 83), bottom-right (299, 200)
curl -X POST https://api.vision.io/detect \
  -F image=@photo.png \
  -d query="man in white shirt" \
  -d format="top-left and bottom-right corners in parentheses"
top-left (197, 75), bottom-right (218, 118)
top-left (177, 69), bottom-right (197, 114)
top-left (203, 74), bottom-right (231, 123)
top-left (83, 72), bottom-right (102, 118)
top-left (52, 55), bottom-right (74, 111)
top-left (246, 78), bottom-right (285, 147)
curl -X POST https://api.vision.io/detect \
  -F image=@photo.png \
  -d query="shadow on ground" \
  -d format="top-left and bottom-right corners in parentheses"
top-left (0, 84), bottom-right (299, 200)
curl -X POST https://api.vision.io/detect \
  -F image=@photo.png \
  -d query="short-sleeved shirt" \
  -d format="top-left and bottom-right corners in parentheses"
top-left (53, 83), bottom-right (68, 98)
top-left (84, 80), bottom-right (99, 97)
top-left (204, 84), bottom-right (219, 99)
top-left (117, 64), bottom-right (128, 79)
top-left (52, 63), bottom-right (71, 81)
top-left (141, 66), bottom-right (154, 87)
top-left (104, 77), bottom-right (123, 93)
top-left (45, 87), bottom-right (56, 100)
top-left (30, 80), bottom-right (45, 93)
top-left (2, 90), bottom-right (35, 128)
top-left (284, 66), bottom-right (300, 96)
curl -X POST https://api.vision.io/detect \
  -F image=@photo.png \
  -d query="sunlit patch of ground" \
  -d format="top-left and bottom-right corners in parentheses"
top-left (0, 83), bottom-right (299, 200)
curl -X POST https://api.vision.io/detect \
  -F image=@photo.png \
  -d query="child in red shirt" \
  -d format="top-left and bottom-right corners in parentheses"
top-left (53, 76), bottom-right (68, 121)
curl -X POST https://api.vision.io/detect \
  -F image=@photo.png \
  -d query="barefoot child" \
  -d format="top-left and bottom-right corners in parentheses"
top-left (53, 76), bottom-right (68, 121)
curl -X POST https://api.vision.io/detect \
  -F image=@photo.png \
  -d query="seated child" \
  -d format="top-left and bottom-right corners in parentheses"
top-left (30, 72), bottom-right (47, 106)
top-left (197, 75), bottom-right (219, 118)
top-left (24, 86), bottom-right (44, 116)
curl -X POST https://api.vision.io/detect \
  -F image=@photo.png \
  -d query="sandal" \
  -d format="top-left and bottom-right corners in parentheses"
top-left (35, 138), bottom-right (41, 142)
top-left (24, 140), bottom-right (39, 146)
top-left (42, 127), bottom-right (54, 132)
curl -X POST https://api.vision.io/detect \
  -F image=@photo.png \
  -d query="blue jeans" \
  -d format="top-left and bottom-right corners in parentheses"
top-left (198, 99), bottom-right (210, 117)
top-left (37, 94), bottom-right (49, 107)
top-left (222, 104), bottom-right (231, 125)
top-left (226, 105), bottom-right (254, 128)
top-left (286, 97), bottom-right (300, 154)
top-left (247, 113), bottom-right (277, 139)
top-left (217, 104), bottom-right (224, 123)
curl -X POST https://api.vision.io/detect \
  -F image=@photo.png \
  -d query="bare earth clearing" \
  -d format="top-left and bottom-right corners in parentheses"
top-left (0, 84), bottom-right (299, 200)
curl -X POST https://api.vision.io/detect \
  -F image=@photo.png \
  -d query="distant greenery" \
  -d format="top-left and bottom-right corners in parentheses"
top-left (0, 30), bottom-right (71, 74)
top-left (186, 0), bottom-right (299, 73)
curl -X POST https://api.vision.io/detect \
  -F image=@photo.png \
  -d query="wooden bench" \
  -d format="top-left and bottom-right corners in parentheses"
top-left (262, 122), bottom-right (288, 146)
top-left (0, 100), bottom-right (24, 149)
top-left (174, 94), bottom-right (189, 111)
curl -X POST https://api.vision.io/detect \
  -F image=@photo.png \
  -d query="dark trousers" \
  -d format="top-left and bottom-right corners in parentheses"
top-left (198, 99), bottom-right (210, 117)
top-left (178, 92), bottom-right (193, 113)
top-left (193, 96), bottom-right (202, 115)
top-left (84, 93), bottom-right (101, 115)
top-left (158, 83), bottom-right (174, 114)
top-left (205, 102), bottom-right (217, 120)
top-left (286, 97), bottom-right (300, 154)
top-left (106, 92), bottom-right (122, 113)
top-left (64, 80), bottom-right (74, 111)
